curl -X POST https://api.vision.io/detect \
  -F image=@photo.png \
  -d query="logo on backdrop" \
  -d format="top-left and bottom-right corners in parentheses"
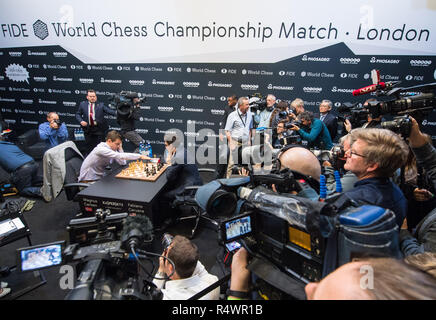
top-left (33, 20), bottom-right (49, 40)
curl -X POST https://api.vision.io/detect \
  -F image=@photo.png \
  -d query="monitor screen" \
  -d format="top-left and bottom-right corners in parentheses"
top-left (18, 242), bottom-right (64, 272)
top-left (225, 215), bottom-right (252, 241)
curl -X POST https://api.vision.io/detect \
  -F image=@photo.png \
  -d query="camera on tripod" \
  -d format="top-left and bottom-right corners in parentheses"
top-left (108, 91), bottom-right (146, 121)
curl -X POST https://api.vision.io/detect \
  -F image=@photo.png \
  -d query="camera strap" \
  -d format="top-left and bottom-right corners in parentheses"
top-left (187, 273), bottom-right (231, 300)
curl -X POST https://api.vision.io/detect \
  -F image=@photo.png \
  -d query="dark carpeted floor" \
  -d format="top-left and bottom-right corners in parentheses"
top-left (0, 169), bottom-right (224, 300)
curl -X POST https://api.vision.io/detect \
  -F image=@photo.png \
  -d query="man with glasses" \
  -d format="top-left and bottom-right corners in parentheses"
top-left (333, 128), bottom-right (409, 227)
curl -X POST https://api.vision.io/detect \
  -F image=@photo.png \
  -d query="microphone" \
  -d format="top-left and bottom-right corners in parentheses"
top-left (352, 81), bottom-right (401, 96)
top-left (120, 215), bottom-right (154, 250)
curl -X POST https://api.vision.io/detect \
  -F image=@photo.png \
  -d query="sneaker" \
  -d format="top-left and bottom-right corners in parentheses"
top-left (0, 282), bottom-right (7, 288)
top-left (0, 287), bottom-right (11, 298)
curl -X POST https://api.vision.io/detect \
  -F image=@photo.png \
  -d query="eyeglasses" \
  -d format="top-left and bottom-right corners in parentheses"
top-left (347, 149), bottom-right (367, 158)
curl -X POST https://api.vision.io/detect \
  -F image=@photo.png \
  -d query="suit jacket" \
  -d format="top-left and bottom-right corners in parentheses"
top-left (321, 112), bottom-right (338, 141)
top-left (76, 101), bottom-right (116, 132)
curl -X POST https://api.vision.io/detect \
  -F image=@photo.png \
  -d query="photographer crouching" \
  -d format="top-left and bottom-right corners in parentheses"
top-left (153, 235), bottom-right (220, 300)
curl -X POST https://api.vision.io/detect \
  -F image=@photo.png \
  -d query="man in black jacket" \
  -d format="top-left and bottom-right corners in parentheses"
top-left (76, 89), bottom-right (117, 154)
top-left (319, 99), bottom-right (338, 142)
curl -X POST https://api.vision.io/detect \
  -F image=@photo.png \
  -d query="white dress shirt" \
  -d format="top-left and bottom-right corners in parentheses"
top-left (78, 142), bottom-right (141, 181)
top-left (224, 109), bottom-right (253, 142)
top-left (153, 261), bottom-right (220, 300)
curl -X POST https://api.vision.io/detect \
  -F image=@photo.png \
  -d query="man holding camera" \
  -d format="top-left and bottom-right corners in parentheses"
top-left (38, 112), bottom-right (69, 149)
top-left (117, 97), bottom-right (144, 151)
top-left (76, 89), bottom-right (117, 155)
top-left (334, 128), bottom-right (409, 227)
top-left (153, 235), bottom-right (220, 300)
top-left (255, 94), bottom-right (276, 128)
top-left (291, 111), bottom-right (333, 150)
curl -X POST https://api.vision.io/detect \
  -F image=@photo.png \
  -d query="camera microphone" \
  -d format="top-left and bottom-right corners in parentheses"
top-left (352, 81), bottom-right (401, 96)
top-left (120, 215), bottom-right (153, 251)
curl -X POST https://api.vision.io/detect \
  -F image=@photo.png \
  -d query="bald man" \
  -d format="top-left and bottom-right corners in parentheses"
top-left (279, 146), bottom-right (321, 182)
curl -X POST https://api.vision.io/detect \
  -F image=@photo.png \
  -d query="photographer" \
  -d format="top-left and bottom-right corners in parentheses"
top-left (400, 116), bottom-right (436, 255)
top-left (38, 112), bottom-right (69, 149)
top-left (288, 98), bottom-right (305, 120)
top-left (230, 249), bottom-right (436, 299)
top-left (153, 235), bottom-right (220, 300)
top-left (255, 94), bottom-right (276, 128)
top-left (290, 111), bottom-right (333, 150)
top-left (344, 98), bottom-right (382, 133)
top-left (117, 97), bottom-right (144, 151)
top-left (334, 128), bottom-right (409, 228)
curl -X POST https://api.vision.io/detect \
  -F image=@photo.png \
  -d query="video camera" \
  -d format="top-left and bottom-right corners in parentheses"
top-left (16, 209), bottom-right (165, 300)
top-left (249, 93), bottom-right (267, 113)
top-left (194, 172), bottom-right (401, 299)
top-left (108, 91), bottom-right (146, 121)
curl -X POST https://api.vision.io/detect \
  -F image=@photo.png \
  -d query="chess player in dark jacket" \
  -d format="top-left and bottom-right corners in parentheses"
top-left (319, 99), bottom-right (338, 141)
top-left (162, 132), bottom-right (202, 201)
top-left (76, 89), bottom-right (116, 154)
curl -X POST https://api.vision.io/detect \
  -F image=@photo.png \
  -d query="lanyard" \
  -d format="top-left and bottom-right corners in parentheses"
top-left (237, 110), bottom-right (248, 128)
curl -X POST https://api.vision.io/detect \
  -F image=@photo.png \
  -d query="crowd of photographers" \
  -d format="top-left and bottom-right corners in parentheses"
top-left (2, 89), bottom-right (436, 300)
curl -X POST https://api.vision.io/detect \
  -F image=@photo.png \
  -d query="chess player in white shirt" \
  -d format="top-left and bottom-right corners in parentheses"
top-left (78, 130), bottom-right (149, 182)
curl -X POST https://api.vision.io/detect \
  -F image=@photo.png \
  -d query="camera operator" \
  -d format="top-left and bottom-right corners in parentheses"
top-left (229, 248), bottom-right (436, 299)
top-left (38, 112), bottom-right (69, 149)
top-left (333, 128), bottom-right (409, 228)
top-left (400, 116), bottom-right (436, 256)
top-left (117, 97), bottom-right (144, 151)
top-left (153, 235), bottom-right (220, 300)
top-left (76, 89), bottom-right (117, 155)
top-left (224, 97), bottom-right (255, 178)
top-left (290, 111), bottom-right (333, 150)
top-left (272, 119), bottom-right (290, 148)
top-left (319, 100), bottom-right (338, 141)
top-left (255, 94), bottom-right (276, 128)
top-left (218, 95), bottom-right (238, 179)
top-left (344, 98), bottom-right (382, 133)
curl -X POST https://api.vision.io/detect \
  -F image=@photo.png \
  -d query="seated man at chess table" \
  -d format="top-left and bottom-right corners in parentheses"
top-left (161, 132), bottom-right (202, 201)
top-left (78, 130), bottom-right (150, 183)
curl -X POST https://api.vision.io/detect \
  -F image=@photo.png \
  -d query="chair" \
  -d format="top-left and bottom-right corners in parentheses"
top-left (63, 147), bottom-right (90, 202)
top-left (173, 168), bottom-right (219, 239)
top-left (16, 128), bottom-right (47, 160)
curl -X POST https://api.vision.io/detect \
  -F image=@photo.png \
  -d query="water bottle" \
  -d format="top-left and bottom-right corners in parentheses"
top-left (74, 128), bottom-right (78, 140)
top-left (78, 128), bottom-right (85, 141)
top-left (145, 141), bottom-right (152, 158)
top-left (139, 142), bottom-right (145, 155)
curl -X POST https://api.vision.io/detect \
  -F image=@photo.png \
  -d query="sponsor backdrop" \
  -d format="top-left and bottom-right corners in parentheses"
top-left (1, 0), bottom-right (436, 155)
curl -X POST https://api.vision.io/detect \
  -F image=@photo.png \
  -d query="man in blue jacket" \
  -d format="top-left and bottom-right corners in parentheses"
top-left (0, 135), bottom-right (42, 198)
top-left (38, 112), bottom-right (68, 149)
top-left (291, 111), bottom-right (333, 149)
top-left (76, 89), bottom-right (116, 154)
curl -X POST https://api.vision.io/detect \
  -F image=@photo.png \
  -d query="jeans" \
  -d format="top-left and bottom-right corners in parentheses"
top-left (10, 161), bottom-right (42, 198)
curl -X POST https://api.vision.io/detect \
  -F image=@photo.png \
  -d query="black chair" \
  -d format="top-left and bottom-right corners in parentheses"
top-left (16, 128), bottom-right (46, 160)
top-left (173, 168), bottom-right (219, 239)
top-left (62, 147), bottom-right (89, 202)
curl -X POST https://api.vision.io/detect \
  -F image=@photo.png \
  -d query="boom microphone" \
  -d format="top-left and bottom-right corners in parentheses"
top-left (352, 81), bottom-right (401, 96)
top-left (120, 215), bottom-right (154, 250)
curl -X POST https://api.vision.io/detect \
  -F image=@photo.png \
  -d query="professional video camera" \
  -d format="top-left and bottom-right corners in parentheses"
top-left (194, 173), bottom-right (401, 299)
top-left (336, 102), bottom-right (370, 128)
top-left (16, 209), bottom-right (169, 300)
top-left (340, 69), bottom-right (436, 132)
top-left (108, 91), bottom-right (146, 121)
top-left (380, 115), bottom-right (413, 138)
top-left (249, 93), bottom-right (267, 113)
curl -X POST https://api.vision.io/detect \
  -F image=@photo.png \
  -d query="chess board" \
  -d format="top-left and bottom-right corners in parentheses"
top-left (115, 160), bottom-right (169, 182)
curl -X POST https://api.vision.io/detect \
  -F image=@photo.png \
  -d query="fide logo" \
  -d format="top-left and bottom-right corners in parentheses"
top-left (33, 20), bottom-right (49, 40)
